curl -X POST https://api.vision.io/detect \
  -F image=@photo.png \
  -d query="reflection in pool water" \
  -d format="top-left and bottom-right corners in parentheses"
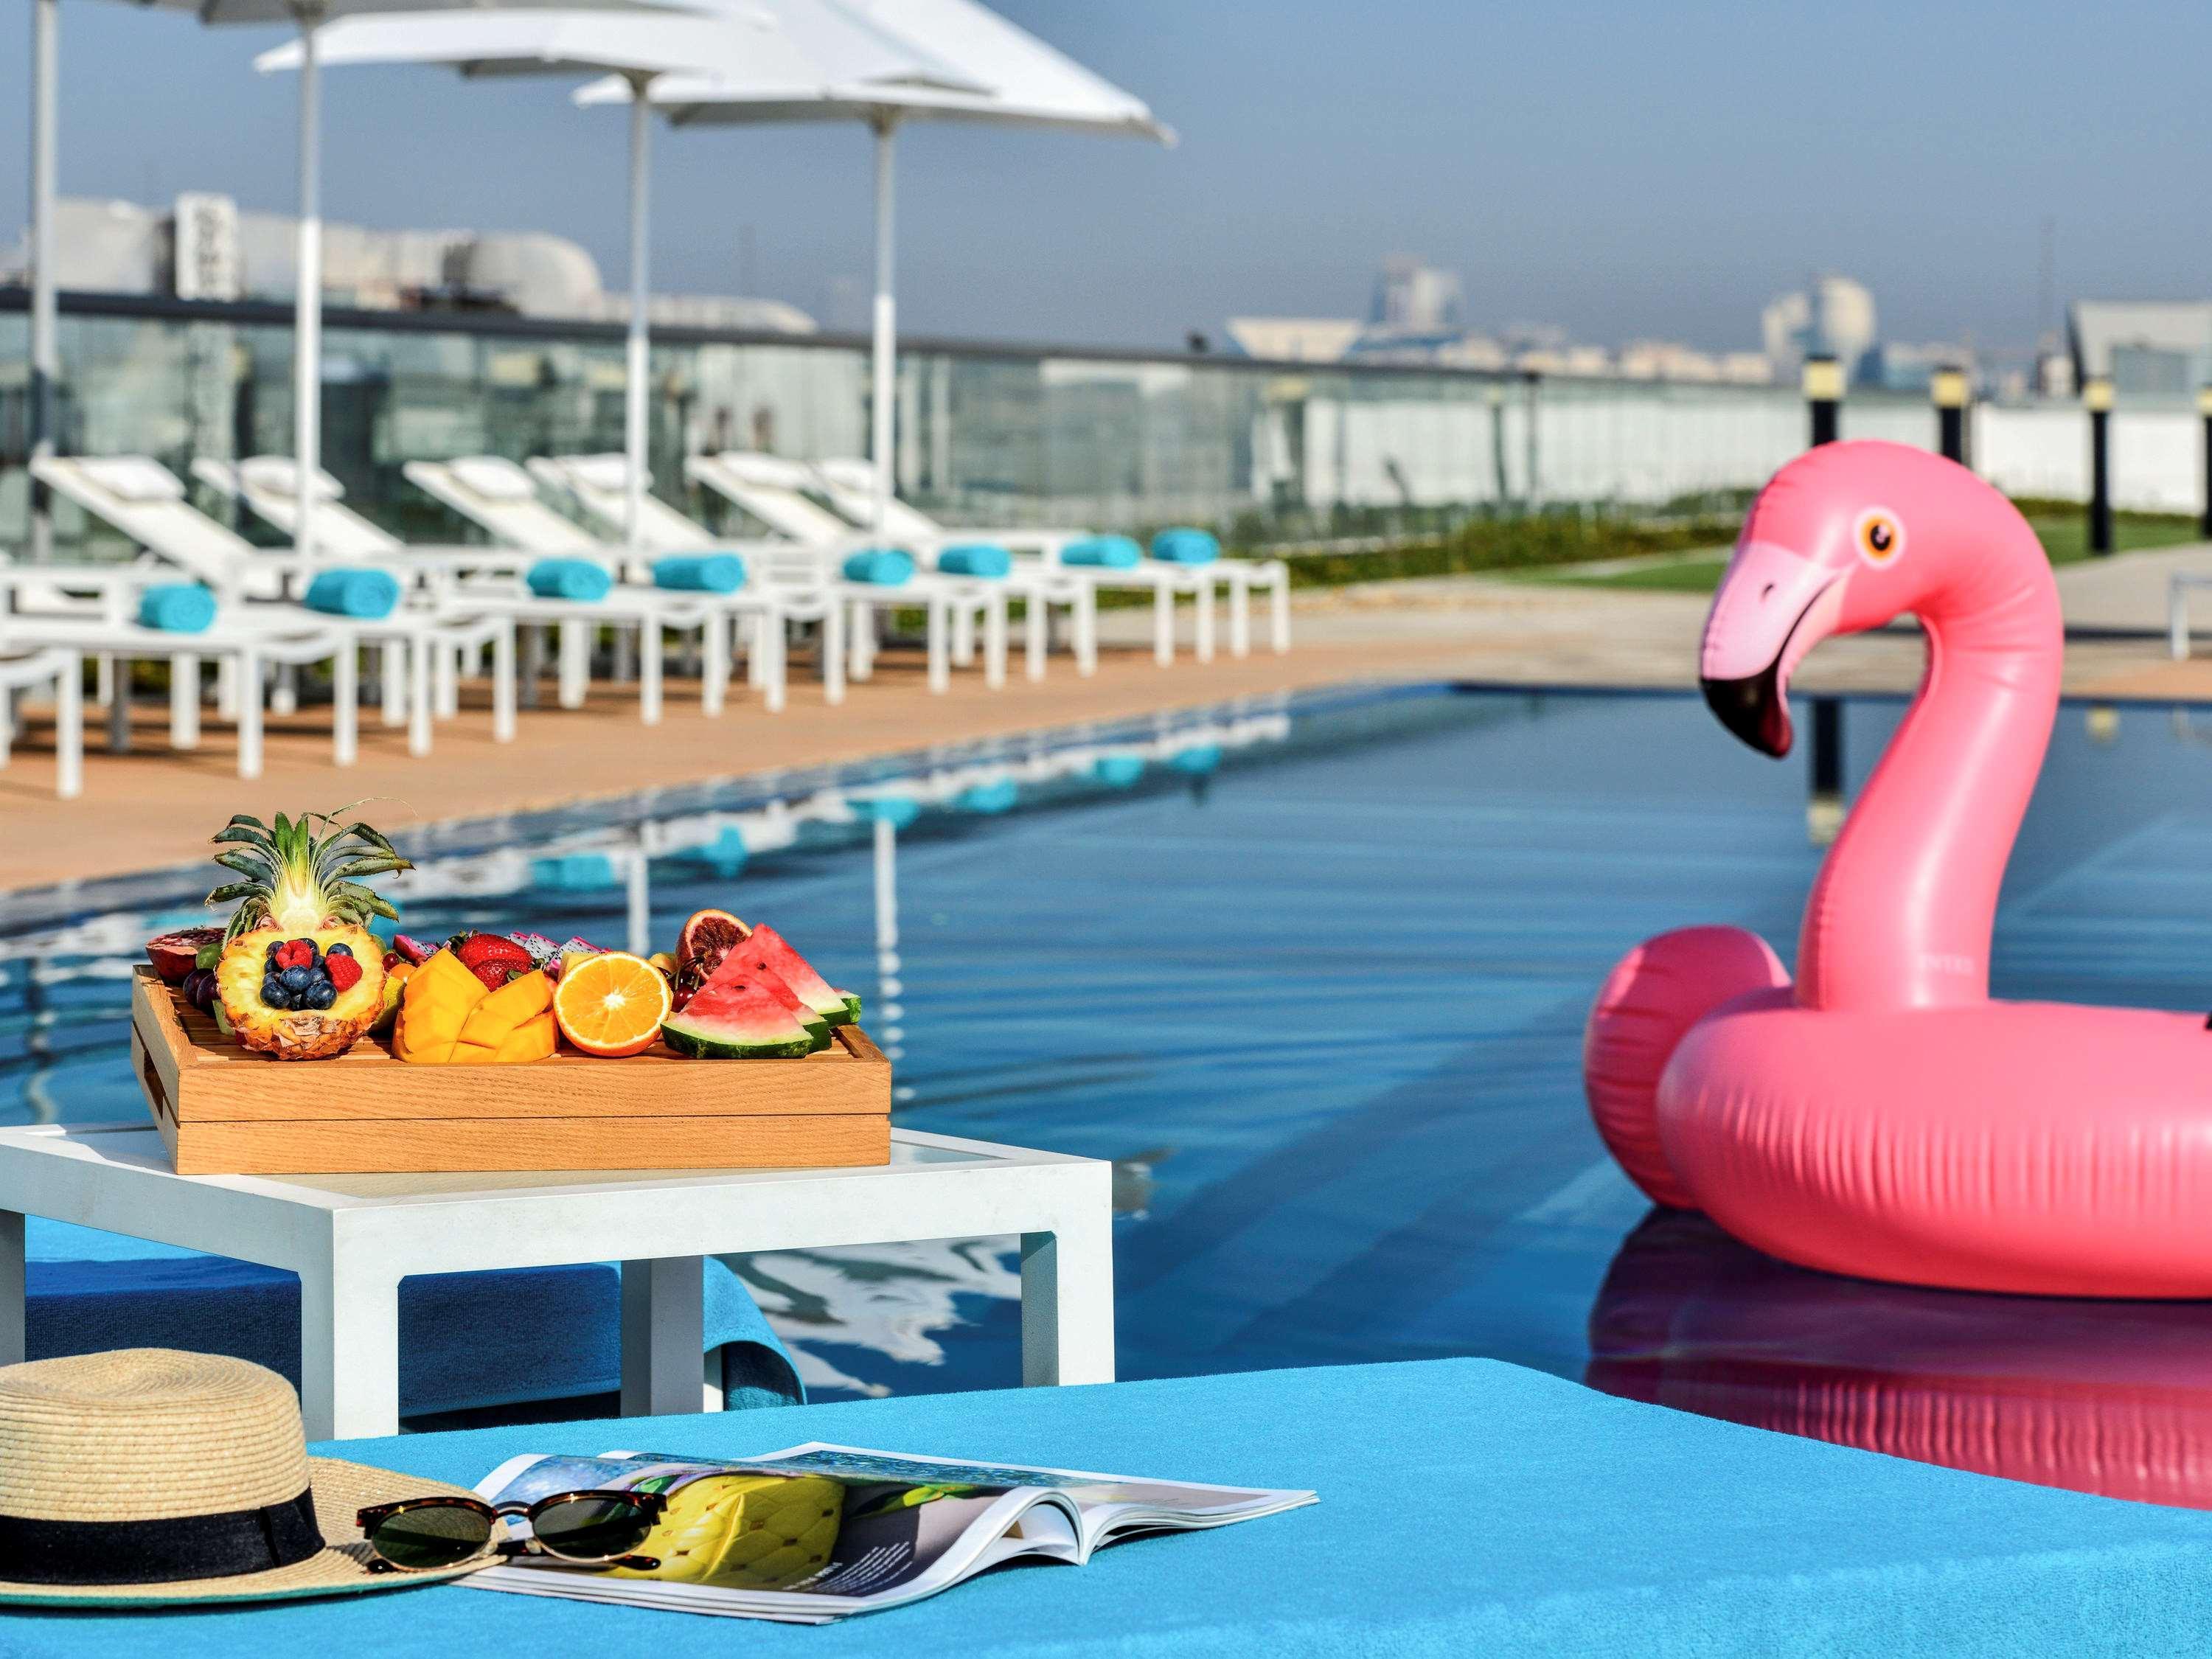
top-left (11, 683), bottom-right (2212, 1495)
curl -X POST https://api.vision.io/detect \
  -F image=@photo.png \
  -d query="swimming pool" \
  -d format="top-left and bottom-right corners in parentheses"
top-left (11, 683), bottom-right (2212, 1499)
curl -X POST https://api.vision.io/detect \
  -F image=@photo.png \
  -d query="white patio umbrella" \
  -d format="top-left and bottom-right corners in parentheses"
top-left (577, 0), bottom-right (1172, 535)
top-left (256, 3), bottom-right (970, 557)
top-left (20, 0), bottom-right (659, 568)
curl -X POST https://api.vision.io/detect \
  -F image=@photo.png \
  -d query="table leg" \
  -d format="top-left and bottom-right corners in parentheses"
top-left (985, 594), bottom-right (1008, 689)
top-left (1026, 596), bottom-right (1047, 682)
top-left (1019, 1217), bottom-right (1116, 1387)
top-left (492, 622), bottom-right (516, 742)
top-left (927, 600), bottom-right (950, 694)
top-left (702, 613), bottom-right (727, 717)
top-left (823, 604), bottom-right (847, 706)
top-left (170, 653), bottom-right (200, 748)
top-left (639, 620), bottom-right (663, 726)
top-left (298, 1258), bottom-right (400, 1439)
top-left (520, 624), bottom-right (544, 710)
top-left (620, 1256), bottom-right (715, 1416)
top-left (380, 640), bottom-right (406, 725)
top-left (1195, 580), bottom-right (1217, 664)
top-left (0, 1209), bottom-right (24, 1367)
top-left (1153, 585), bottom-right (1174, 666)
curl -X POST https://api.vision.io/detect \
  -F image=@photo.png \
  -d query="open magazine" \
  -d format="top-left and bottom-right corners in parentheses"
top-left (461, 1443), bottom-right (1316, 1622)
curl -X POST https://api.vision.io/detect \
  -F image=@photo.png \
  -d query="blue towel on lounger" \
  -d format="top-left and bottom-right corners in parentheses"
top-left (526, 558), bottom-right (613, 602)
top-left (653, 554), bottom-right (746, 594)
top-left (844, 549), bottom-right (916, 585)
top-left (136, 583), bottom-right (216, 633)
top-left (936, 543), bottom-right (1012, 579)
top-left (1150, 527), bottom-right (1221, 566)
top-left (1060, 535), bottom-right (1144, 569)
top-left (302, 567), bottom-right (400, 620)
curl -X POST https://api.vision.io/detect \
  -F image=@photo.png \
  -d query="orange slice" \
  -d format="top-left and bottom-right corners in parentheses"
top-left (554, 950), bottom-right (673, 1057)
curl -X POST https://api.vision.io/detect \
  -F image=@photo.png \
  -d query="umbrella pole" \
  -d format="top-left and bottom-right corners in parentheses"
top-left (624, 72), bottom-right (652, 565)
top-left (27, 0), bottom-right (58, 560)
top-left (291, 2), bottom-right (325, 564)
top-left (869, 114), bottom-right (897, 536)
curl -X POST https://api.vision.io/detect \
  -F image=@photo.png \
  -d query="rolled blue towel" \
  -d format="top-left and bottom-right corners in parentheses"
top-left (526, 558), bottom-right (613, 602)
top-left (302, 567), bottom-right (400, 620)
top-left (136, 583), bottom-right (216, 633)
top-left (653, 554), bottom-right (747, 594)
top-left (1151, 527), bottom-right (1222, 566)
top-left (936, 543), bottom-right (1012, 579)
top-left (843, 548), bottom-right (916, 585)
top-left (1060, 535), bottom-right (1144, 569)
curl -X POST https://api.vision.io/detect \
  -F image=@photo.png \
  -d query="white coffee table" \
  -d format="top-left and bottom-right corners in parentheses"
top-left (0, 1121), bottom-right (1113, 1438)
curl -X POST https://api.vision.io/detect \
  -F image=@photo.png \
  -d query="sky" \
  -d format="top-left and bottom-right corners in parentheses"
top-left (6, 0), bottom-right (2211, 354)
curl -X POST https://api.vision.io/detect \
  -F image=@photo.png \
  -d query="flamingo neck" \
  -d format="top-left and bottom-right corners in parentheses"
top-left (1794, 553), bottom-right (2062, 1012)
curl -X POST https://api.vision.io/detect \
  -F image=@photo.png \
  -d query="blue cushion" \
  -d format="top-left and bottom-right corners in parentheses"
top-left (302, 567), bottom-right (400, 620)
top-left (22, 1218), bottom-right (800, 1422)
top-left (843, 548), bottom-right (917, 585)
top-left (135, 583), bottom-right (215, 633)
top-left (1061, 535), bottom-right (1144, 569)
top-left (937, 543), bottom-right (1012, 579)
top-left (41, 1358), bottom-right (2212, 1656)
top-left (1092, 754), bottom-right (1147, 788)
top-left (1150, 527), bottom-right (1221, 566)
top-left (653, 554), bottom-right (746, 594)
top-left (956, 779), bottom-right (1019, 815)
top-left (525, 559), bottom-right (613, 602)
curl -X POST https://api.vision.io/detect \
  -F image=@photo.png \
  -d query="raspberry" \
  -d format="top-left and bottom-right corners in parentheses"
top-left (326, 952), bottom-right (364, 993)
top-left (274, 939), bottom-right (315, 972)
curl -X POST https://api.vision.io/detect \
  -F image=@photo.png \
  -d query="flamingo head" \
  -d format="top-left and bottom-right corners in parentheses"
top-left (1699, 440), bottom-right (1987, 757)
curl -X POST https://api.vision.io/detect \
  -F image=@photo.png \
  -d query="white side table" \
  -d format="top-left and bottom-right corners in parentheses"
top-left (0, 1122), bottom-right (1114, 1438)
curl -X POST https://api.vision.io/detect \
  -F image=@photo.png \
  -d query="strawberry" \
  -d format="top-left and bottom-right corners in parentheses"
top-left (454, 931), bottom-right (535, 992)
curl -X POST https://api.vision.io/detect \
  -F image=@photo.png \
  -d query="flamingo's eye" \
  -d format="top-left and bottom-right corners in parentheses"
top-left (1855, 509), bottom-right (1904, 566)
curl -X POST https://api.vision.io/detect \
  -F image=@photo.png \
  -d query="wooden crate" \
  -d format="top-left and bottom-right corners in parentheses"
top-left (128, 967), bottom-right (891, 1175)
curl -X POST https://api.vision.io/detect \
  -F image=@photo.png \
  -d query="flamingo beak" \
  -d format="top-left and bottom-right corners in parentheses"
top-left (1697, 540), bottom-right (1847, 759)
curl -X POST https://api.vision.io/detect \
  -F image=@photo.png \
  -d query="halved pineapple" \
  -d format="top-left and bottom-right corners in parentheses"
top-left (206, 807), bottom-right (412, 1060)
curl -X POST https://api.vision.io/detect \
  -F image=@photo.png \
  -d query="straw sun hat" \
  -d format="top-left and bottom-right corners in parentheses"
top-left (0, 1348), bottom-right (485, 1607)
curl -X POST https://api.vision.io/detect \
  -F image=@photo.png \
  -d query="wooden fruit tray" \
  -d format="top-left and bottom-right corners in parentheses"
top-left (128, 967), bottom-right (891, 1176)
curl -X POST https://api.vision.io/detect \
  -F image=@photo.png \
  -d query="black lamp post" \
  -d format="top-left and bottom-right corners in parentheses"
top-left (2084, 376), bottom-right (2114, 557)
top-left (1804, 355), bottom-right (1842, 448)
top-left (1931, 366), bottom-right (1968, 465)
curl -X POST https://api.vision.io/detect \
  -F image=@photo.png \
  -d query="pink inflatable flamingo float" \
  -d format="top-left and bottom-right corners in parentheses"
top-left (1585, 439), bottom-right (2212, 1297)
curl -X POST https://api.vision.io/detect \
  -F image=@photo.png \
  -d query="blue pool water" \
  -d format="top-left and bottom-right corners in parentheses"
top-left (12, 684), bottom-right (2212, 1495)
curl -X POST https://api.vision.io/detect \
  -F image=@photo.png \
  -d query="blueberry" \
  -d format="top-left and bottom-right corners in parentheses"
top-left (281, 964), bottom-right (312, 992)
top-left (326, 943), bottom-right (352, 959)
top-left (265, 940), bottom-right (283, 959)
top-left (308, 981), bottom-right (337, 1009)
top-left (261, 978), bottom-right (291, 1009)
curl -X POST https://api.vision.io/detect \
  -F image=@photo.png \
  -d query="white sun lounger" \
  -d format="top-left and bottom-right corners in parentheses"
top-left (524, 452), bottom-right (844, 708)
top-left (0, 573), bottom-right (355, 779)
top-left (811, 455), bottom-right (1289, 663)
top-left (28, 456), bottom-right (515, 757)
top-left (684, 451), bottom-right (1017, 692)
top-left (0, 646), bottom-right (83, 799)
top-left (404, 455), bottom-right (799, 716)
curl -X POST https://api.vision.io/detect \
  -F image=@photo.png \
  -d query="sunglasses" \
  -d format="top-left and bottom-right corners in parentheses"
top-left (357, 1489), bottom-right (670, 1573)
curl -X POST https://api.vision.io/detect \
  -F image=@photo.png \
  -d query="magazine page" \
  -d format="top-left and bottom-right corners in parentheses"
top-left (462, 1449), bottom-right (1085, 1619)
top-left (739, 1444), bottom-right (1316, 1552)
top-left (457, 1444), bottom-right (1313, 1621)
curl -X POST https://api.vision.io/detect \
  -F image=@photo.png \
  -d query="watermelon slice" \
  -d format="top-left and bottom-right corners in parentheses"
top-left (740, 924), bottom-right (860, 1026)
top-left (662, 962), bottom-right (820, 1059)
top-left (750, 961), bottom-right (832, 1053)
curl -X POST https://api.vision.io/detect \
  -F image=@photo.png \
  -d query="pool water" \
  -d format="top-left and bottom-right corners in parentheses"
top-left (13, 684), bottom-right (2212, 1501)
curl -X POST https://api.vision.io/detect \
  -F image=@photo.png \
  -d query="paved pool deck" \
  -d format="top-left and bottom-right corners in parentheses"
top-left (8, 543), bottom-right (2212, 892)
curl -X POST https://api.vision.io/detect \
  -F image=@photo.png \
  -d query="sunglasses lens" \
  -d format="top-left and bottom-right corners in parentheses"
top-left (366, 1504), bottom-right (495, 1571)
top-left (531, 1495), bottom-right (658, 1562)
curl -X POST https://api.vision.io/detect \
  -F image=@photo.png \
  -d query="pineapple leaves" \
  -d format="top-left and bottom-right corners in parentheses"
top-left (204, 804), bottom-right (414, 932)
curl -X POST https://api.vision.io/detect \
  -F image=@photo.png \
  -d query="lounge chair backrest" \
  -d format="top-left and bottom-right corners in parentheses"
top-left (404, 458), bottom-right (599, 554)
top-left (686, 453), bottom-right (852, 543)
top-left (192, 457), bottom-right (403, 558)
top-left (811, 456), bottom-right (945, 541)
top-left (29, 455), bottom-right (276, 594)
top-left (528, 455), bottom-right (715, 552)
